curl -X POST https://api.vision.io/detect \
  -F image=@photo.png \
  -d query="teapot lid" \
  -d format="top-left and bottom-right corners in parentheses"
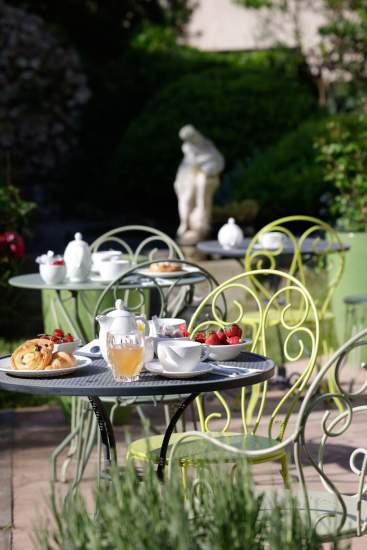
top-left (227, 217), bottom-right (237, 225)
top-left (106, 299), bottom-right (131, 318)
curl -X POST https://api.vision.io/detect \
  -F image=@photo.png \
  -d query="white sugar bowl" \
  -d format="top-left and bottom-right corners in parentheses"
top-left (217, 218), bottom-right (244, 249)
top-left (64, 232), bottom-right (92, 282)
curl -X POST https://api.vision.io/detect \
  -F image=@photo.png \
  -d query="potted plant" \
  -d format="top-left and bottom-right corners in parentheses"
top-left (316, 110), bottom-right (367, 343)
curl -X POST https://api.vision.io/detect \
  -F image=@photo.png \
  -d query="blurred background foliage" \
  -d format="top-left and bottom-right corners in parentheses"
top-left (2, 0), bottom-right (321, 232)
top-left (1, 0), bottom-right (366, 233)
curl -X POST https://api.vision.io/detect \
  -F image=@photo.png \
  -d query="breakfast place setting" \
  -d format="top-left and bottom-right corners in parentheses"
top-left (0, 296), bottom-right (274, 482)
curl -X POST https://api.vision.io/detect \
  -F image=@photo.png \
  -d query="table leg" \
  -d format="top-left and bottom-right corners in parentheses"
top-left (88, 396), bottom-right (117, 475)
top-left (157, 392), bottom-right (199, 481)
top-left (53, 289), bottom-right (87, 342)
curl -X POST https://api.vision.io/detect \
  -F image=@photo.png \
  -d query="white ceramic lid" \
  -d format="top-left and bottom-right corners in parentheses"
top-left (106, 299), bottom-right (132, 318)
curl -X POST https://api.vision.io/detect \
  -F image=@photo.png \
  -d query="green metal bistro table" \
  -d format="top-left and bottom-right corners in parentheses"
top-left (0, 351), bottom-right (275, 481)
top-left (9, 272), bottom-right (207, 343)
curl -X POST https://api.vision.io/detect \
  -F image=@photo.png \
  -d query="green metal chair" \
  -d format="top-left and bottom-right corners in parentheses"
top-left (244, 215), bottom-right (345, 396)
top-left (90, 224), bottom-right (185, 262)
top-left (52, 258), bottom-right (220, 485)
top-left (51, 225), bottom-right (184, 483)
top-left (168, 328), bottom-right (367, 544)
top-left (127, 268), bottom-right (320, 487)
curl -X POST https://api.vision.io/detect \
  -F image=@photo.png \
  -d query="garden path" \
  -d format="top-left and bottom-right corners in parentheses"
top-left (0, 391), bottom-right (366, 550)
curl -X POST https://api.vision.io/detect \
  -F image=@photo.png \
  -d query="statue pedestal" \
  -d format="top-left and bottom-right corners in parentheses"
top-left (179, 244), bottom-right (207, 262)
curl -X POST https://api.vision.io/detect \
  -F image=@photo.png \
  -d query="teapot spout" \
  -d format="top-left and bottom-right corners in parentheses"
top-left (96, 314), bottom-right (110, 329)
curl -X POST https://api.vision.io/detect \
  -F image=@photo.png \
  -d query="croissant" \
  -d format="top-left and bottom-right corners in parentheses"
top-left (48, 351), bottom-right (77, 370)
top-left (11, 338), bottom-right (54, 370)
top-left (149, 262), bottom-right (182, 273)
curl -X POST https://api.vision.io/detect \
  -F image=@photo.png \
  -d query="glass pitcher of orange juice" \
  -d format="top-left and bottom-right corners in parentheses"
top-left (107, 330), bottom-right (145, 382)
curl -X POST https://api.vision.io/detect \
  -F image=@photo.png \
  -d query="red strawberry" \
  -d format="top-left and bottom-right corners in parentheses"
top-left (63, 334), bottom-right (74, 342)
top-left (179, 324), bottom-right (190, 337)
top-left (195, 332), bottom-right (206, 343)
top-left (51, 335), bottom-right (61, 343)
top-left (227, 336), bottom-right (241, 345)
top-left (217, 330), bottom-right (227, 344)
top-left (225, 324), bottom-right (242, 338)
top-left (53, 328), bottom-right (64, 338)
top-left (51, 260), bottom-right (65, 266)
top-left (206, 332), bottom-right (221, 345)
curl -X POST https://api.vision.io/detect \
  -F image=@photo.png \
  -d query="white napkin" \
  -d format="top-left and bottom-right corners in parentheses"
top-left (77, 339), bottom-right (102, 358)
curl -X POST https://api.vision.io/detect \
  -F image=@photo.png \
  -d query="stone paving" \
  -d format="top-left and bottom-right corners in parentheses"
top-left (1, 259), bottom-right (366, 549)
top-left (0, 393), bottom-right (366, 550)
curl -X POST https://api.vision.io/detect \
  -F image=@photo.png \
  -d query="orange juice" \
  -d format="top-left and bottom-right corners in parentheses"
top-left (109, 345), bottom-right (144, 380)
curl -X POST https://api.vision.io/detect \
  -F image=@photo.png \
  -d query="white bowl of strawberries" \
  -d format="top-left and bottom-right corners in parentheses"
top-left (193, 324), bottom-right (251, 362)
top-left (38, 328), bottom-right (81, 355)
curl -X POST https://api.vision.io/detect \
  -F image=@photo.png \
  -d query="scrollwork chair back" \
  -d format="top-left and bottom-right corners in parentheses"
top-left (293, 327), bottom-right (367, 540)
top-left (90, 225), bottom-right (184, 264)
top-left (188, 269), bottom-right (319, 443)
top-left (168, 329), bottom-right (367, 543)
top-left (92, 259), bottom-right (221, 334)
top-left (245, 216), bottom-right (345, 320)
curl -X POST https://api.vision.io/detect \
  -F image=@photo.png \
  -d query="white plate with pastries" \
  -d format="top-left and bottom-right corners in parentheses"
top-left (0, 337), bottom-right (92, 378)
top-left (136, 264), bottom-right (200, 278)
top-left (0, 354), bottom-right (92, 378)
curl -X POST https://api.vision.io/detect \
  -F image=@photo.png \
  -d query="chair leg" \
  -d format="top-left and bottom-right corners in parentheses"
top-left (321, 330), bottom-right (345, 412)
top-left (60, 398), bottom-right (88, 483)
top-left (181, 462), bottom-right (188, 495)
top-left (245, 324), bottom-right (260, 426)
top-left (280, 454), bottom-right (290, 489)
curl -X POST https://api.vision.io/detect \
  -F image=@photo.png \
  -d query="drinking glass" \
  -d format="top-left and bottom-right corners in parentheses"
top-left (107, 331), bottom-right (145, 382)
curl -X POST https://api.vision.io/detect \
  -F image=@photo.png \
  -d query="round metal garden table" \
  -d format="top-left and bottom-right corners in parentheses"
top-left (0, 351), bottom-right (274, 480)
top-left (197, 238), bottom-right (349, 265)
top-left (8, 272), bottom-right (207, 342)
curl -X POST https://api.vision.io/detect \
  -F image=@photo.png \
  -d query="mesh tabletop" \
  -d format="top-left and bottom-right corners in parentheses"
top-left (0, 352), bottom-right (274, 397)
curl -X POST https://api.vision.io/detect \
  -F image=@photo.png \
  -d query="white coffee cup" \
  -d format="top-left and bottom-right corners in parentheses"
top-left (258, 231), bottom-right (285, 249)
top-left (157, 340), bottom-right (209, 372)
top-left (149, 318), bottom-right (186, 337)
top-left (39, 263), bottom-right (66, 284)
top-left (92, 250), bottom-right (122, 272)
top-left (99, 258), bottom-right (130, 281)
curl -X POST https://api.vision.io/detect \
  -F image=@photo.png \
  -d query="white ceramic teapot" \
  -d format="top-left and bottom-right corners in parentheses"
top-left (64, 232), bottom-right (92, 282)
top-left (96, 299), bottom-right (149, 364)
top-left (217, 218), bottom-right (244, 249)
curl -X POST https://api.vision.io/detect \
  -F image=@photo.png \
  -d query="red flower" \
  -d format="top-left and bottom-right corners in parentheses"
top-left (0, 231), bottom-right (25, 259)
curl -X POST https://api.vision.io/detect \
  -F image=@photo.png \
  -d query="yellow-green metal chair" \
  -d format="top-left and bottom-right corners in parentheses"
top-left (244, 215), bottom-right (345, 399)
top-left (127, 268), bottom-right (320, 487)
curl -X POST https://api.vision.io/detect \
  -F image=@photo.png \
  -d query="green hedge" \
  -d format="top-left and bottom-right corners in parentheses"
top-left (113, 58), bottom-right (318, 218)
top-left (231, 114), bottom-right (361, 227)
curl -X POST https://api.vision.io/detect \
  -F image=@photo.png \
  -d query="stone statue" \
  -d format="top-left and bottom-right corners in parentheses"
top-left (174, 125), bottom-right (225, 245)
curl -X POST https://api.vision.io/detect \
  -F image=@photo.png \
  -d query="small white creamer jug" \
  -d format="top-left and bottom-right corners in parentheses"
top-left (64, 232), bottom-right (92, 282)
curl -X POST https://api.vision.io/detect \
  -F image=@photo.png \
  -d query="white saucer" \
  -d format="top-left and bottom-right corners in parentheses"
top-left (136, 266), bottom-right (200, 279)
top-left (145, 360), bottom-right (214, 379)
top-left (253, 243), bottom-right (282, 250)
top-left (89, 274), bottom-right (116, 283)
top-left (0, 355), bottom-right (92, 378)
